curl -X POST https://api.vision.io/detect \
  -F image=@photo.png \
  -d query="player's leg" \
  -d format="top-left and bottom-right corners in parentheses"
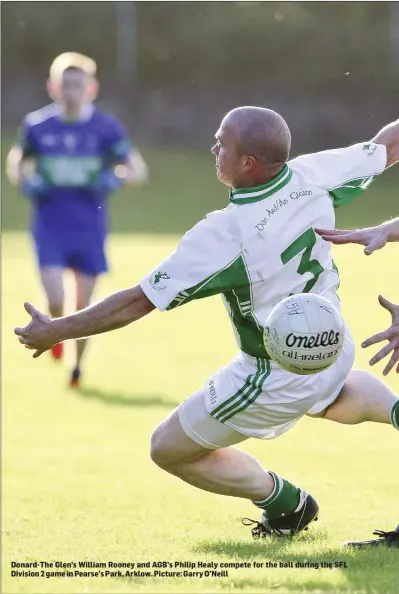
top-left (40, 266), bottom-right (65, 317)
top-left (33, 232), bottom-right (67, 360)
top-left (67, 241), bottom-right (107, 387)
top-left (69, 271), bottom-right (97, 387)
top-left (306, 324), bottom-right (399, 429)
top-left (150, 388), bottom-right (319, 537)
top-left (151, 394), bottom-right (270, 498)
top-left (306, 336), bottom-right (399, 549)
top-left (343, 523), bottom-right (399, 549)
top-left (310, 369), bottom-right (399, 430)
top-left (39, 266), bottom-right (65, 360)
top-left (321, 372), bottom-right (399, 550)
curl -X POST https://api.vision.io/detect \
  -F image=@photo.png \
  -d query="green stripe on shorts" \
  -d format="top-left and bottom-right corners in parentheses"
top-left (211, 359), bottom-right (271, 423)
top-left (210, 358), bottom-right (262, 421)
top-left (218, 359), bottom-right (271, 423)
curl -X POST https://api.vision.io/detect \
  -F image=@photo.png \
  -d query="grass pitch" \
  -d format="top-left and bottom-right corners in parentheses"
top-left (3, 232), bottom-right (398, 594)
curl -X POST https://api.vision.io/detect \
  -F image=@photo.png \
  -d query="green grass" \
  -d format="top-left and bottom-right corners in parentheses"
top-left (3, 230), bottom-right (398, 594)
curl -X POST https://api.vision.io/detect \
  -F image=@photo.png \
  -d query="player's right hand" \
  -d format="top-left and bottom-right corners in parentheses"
top-left (20, 174), bottom-right (48, 201)
top-left (315, 227), bottom-right (388, 255)
top-left (14, 302), bottom-right (60, 359)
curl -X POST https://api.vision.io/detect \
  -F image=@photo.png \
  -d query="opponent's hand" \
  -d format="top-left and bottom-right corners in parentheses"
top-left (14, 302), bottom-right (60, 358)
top-left (20, 174), bottom-right (48, 201)
top-left (315, 227), bottom-right (388, 255)
top-left (91, 170), bottom-right (124, 194)
top-left (362, 296), bottom-right (399, 375)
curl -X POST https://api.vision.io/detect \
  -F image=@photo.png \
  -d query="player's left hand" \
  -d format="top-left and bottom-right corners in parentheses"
top-left (315, 227), bottom-right (388, 255)
top-left (362, 296), bottom-right (399, 375)
top-left (14, 302), bottom-right (60, 358)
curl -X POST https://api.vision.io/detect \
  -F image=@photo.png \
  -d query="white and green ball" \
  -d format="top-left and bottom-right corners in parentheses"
top-left (264, 293), bottom-right (345, 375)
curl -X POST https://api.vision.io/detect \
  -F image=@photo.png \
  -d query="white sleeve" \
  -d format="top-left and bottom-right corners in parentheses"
top-left (289, 142), bottom-right (387, 207)
top-left (140, 210), bottom-right (241, 311)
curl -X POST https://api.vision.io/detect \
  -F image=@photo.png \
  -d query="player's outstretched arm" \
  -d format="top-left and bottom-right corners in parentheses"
top-left (315, 217), bottom-right (399, 255)
top-left (362, 296), bottom-right (399, 375)
top-left (14, 286), bottom-right (155, 358)
top-left (372, 118), bottom-right (399, 168)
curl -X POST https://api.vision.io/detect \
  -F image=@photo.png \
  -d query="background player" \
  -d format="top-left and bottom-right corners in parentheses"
top-left (14, 108), bottom-right (399, 540)
top-left (316, 217), bottom-right (399, 548)
top-left (6, 52), bottom-right (148, 387)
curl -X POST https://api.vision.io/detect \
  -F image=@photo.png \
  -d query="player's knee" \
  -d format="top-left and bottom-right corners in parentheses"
top-left (48, 299), bottom-right (64, 318)
top-left (307, 409), bottom-right (328, 419)
top-left (75, 274), bottom-right (97, 310)
top-left (76, 290), bottom-right (93, 311)
top-left (150, 426), bottom-right (175, 469)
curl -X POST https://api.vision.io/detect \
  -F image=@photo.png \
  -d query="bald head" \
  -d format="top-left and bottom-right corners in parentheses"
top-left (223, 106), bottom-right (291, 166)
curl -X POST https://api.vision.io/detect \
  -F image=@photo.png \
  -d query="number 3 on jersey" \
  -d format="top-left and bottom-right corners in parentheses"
top-left (281, 227), bottom-right (324, 293)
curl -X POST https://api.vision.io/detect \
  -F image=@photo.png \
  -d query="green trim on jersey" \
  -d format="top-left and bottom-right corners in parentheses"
top-left (229, 165), bottom-right (292, 204)
top-left (166, 253), bottom-right (270, 359)
top-left (332, 259), bottom-right (340, 290)
top-left (211, 358), bottom-right (271, 423)
top-left (328, 175), bottom-right (375, 208)
top-left (165, 253), bottom-right (242, 310)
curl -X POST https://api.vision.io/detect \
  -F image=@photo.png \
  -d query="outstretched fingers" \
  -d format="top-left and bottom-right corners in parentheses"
top-left (378, 295), bottom-right (396, 313)
top-left (361, 329), bottom-right (390, 349)
top-left (382, 349), bottom-right (399, 376)
top-left (315, 228), bottom-right (363, 244)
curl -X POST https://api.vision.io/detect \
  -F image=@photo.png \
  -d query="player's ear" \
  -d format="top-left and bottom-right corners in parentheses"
top-left (243, 154), bottom-right (256, 171)
top-left (87, 77), bottom-right (99, 101)
top-left (47, 78), bottom-right (60, 101)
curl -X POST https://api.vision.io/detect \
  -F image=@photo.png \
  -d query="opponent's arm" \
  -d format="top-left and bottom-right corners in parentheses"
top-left (6, 120), bottom-right (48, 200)
top-left (102, 119), bottom-right (148, 188)
top-left (372, 119), bottom-right (399, 168)
top-left (15, 286), bottom-right (155, 358)
top-left (6, 145), bottom-right (35, 185)
top-left (316, 217), bottom-right (399, 255)
top-left (94, 149), bottom-right (148, 193)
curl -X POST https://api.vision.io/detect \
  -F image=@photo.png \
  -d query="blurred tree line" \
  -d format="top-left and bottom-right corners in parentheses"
top-left (2, 2), bottom-right (398, 150)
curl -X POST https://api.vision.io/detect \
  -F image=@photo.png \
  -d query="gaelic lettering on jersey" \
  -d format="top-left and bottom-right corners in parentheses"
top-left (150, 271), bottom-right (171, 291)
top-left (290, 190), bottom-right (313, 200)
top-left (255, 197), bottom-right (289, 231)
top-left (255, 190), bottom-right (313, 231)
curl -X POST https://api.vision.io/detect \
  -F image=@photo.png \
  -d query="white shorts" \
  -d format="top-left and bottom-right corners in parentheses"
top-left (178, 326), bottom-right (355, 446)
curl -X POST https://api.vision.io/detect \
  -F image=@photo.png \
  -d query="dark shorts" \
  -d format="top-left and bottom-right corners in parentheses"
top-left (33, 234), bottom-right (108, 276)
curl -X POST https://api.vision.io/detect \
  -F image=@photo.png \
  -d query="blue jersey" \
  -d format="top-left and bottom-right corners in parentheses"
top-left (19, 104), bottom-right (131, 239)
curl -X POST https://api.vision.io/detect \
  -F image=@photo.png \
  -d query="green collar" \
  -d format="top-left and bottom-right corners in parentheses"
top-left (229, 165), bottom-right (292, 204)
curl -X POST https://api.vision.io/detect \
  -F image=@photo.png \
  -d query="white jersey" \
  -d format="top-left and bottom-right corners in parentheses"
top-left (141, 142), bottom-right (387, 359)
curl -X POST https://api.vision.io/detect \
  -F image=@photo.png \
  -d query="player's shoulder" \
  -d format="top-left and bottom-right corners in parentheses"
top-left (289, 143), bottom-right (371, 172)
top-left (185, 206), bottom-right (240, 245)
top-left (196, 206), bottom-right (234, 229)
top-left (91, 107), bottom-right (126, 131)
top-left (22, 104), bottom-right (61, 128)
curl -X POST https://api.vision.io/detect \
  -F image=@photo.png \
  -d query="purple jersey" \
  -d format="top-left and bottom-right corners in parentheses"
top-left (19, 104), bottom-right (131, 239)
